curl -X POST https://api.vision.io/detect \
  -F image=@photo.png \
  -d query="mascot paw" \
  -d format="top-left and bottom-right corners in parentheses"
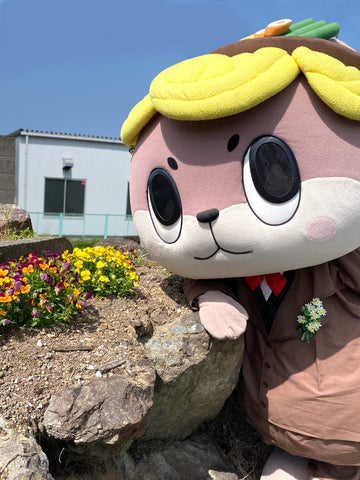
top-left (261, 448), bottom-right (310, 480)
top-left (197, 290), bottom-right (248, 339)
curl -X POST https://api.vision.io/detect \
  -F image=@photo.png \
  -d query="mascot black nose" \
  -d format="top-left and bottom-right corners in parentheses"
top-left (196, 208), bottom-right (219, 223)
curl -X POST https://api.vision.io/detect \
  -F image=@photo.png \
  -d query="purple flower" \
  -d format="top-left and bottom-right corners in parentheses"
top-left (85, 292), bottom-right (93, 300)
top-left (7, 288), bottom-right (14, 296)
top-left (46, 276), bottom-right (54, 285)
top-left (40, 273), bottom-right (48, 281)
top-left (13, 273), bottom-right (21, 281)
top-left (47, 304), bottom-right (54, 312)
top-left (32, 309), bottom-right (39, 317)
top-left (14, 280), bottom-right (21, 290)
top-left (55, 282), bottom-right (64, 295)
top-left (2, 319), bottom-right (10, 325)
top-left (62, 261), bottom-right (71, 271)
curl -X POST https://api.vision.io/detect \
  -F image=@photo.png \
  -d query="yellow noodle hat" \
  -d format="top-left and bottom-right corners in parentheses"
top-left (121, 18), bottom-right (360, 146)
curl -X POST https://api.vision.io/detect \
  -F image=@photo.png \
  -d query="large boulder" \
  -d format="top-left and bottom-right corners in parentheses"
top-left (142, 313), bottom-right (244, 439)
top-left (0, 203), bottom-right (32, 235)
top-left (43, 358), bottom-right (156, 458)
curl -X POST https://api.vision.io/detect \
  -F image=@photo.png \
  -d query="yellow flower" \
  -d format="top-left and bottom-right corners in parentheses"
top-left (129, 271), bottom-right (138, 281)
top-left (99, 275), bottom-right (109, 283)
top-left (96, 261), bottom-right (105, 269)
top-left (74, 260), bottom-right (83, 269)
top-left (39, 263), bottom-right (48, 271)
top-left (0, 308), bottom-right (7, 315)
top-left (39, 292), bottom-right (47, 299)
top-left (49, 267), bottom-right (57, 274)
top-left (81, 270), bottom-right (91, 281)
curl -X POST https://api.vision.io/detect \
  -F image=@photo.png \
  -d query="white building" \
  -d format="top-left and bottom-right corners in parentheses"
top-left (2, 129), bottom-right (136, 238)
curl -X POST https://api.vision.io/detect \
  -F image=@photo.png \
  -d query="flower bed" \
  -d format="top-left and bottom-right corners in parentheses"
top-left (0, 245), bottom-right (139, 329)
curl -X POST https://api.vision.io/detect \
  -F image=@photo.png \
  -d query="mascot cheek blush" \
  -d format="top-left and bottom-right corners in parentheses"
top-left (121, 19), bottom-right (360, 480)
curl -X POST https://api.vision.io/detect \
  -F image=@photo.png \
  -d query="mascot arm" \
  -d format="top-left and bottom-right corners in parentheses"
top-left (184, 279), bottom-right (248, 340)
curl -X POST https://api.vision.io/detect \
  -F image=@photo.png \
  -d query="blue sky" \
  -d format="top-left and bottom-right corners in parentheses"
top-left (1, 0), bottom-right (359, 139)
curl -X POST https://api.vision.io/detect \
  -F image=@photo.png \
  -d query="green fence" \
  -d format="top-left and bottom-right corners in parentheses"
top-left (29, 212), bottom-right (137, 239)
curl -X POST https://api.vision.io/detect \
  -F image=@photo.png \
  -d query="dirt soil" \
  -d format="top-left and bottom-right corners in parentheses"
top-left (0, 238), bottom-right (268, 479)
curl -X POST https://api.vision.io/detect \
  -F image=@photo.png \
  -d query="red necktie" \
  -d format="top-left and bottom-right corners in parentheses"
top-left (245, 273), bottom-right (286, 296)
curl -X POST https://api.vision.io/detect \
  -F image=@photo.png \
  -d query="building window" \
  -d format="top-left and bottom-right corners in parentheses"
top-left (44, 178), bottom-right (85, 215)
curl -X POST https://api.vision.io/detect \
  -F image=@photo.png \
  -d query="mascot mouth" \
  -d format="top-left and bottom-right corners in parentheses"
top-left (194, 224), bottom-right (253, 260)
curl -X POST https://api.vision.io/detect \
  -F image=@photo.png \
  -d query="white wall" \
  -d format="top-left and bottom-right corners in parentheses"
top-left (16, 134), bottom-right (137, 237)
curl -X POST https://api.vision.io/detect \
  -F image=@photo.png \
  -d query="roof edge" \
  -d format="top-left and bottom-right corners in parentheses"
top-left (6, 129), bottom-right (124, 145)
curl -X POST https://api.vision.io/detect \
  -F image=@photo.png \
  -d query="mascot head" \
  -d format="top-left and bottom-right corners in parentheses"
top-left (121, 18), bottom-right (360, 279)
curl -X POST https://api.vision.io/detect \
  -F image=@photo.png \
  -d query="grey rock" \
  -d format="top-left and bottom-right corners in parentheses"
top-left (41, 310), bottom-right (244, 473)
top-left (142, 313), bottom-right (244, 440)
top-left (0, 203), bottom-right (32, 235)
top-left (0, 415), bottom-right (53, 480)
top-left (131, 432), bottom-right (239, 480)
top-left (43, 359), bottom-right (156, 455)
top-left (0, 236), bottom-right (73, 263)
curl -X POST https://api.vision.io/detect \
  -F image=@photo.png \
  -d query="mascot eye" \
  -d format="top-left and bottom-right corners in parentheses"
top-left (227, 134), bottom-right (240, 152)
top-left (243, 136), bottom-right (301, 225)
top-left (147, 168), bottom-right (182, 243)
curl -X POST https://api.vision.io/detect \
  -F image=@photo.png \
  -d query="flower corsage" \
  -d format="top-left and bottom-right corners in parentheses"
top-left (297, 298), bottom-right (326, 343)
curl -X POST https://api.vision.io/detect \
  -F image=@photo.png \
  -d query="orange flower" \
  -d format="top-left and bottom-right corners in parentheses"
top-left (22, 265), bottom-right (34, 274)
top-left (20, 285), bottom-right (31, 294)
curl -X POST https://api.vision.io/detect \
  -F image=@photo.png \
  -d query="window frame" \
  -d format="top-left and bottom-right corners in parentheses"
top-left (44, 177), bottom-right (86, 217)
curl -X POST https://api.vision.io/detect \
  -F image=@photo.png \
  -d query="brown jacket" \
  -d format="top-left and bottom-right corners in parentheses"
top-left (185, 249), bottom-right (360, 448)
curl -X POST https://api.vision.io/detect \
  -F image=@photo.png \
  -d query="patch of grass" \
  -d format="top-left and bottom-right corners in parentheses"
top-left (68, 237), bottom-right (102, 249)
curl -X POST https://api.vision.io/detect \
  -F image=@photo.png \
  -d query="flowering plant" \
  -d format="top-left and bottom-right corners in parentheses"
top-left (297, 298), bottom-right (326, 343)
top-left (0, 245), bottom-right (139, 330)
top-left (63, 245), bottom-right (139, 298)
top-left (0, 251), bottom-right (88, 328)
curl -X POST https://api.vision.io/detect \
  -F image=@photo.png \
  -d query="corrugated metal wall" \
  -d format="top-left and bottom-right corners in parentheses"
top-left (16, 134), bottom-right (137, 237)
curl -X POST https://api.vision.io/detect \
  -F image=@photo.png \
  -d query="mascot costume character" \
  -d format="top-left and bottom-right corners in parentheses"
top-left (121, 18), bottom-right (360, 480)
